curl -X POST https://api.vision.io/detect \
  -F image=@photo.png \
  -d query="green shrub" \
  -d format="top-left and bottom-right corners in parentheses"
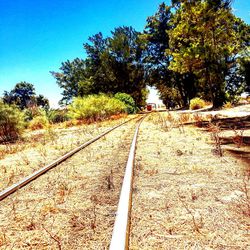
top-left (189, 97), bottom-right (206, 110)
top-left (46, 109), bottom-right (69, 124)
top-left (24, 107), bottom-right (45, 121)
top-left (28, 114), bottom-right (49, 130)
top-left (114, 92), bottom-right (137, 114)
top-left (0, 101), bottom-right (25, 142)
top-left (68, 95), bottom-right (126, 121)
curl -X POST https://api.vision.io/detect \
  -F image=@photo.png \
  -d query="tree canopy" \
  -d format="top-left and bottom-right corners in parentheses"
top-left (51, 58), bottom-right (88, 105)
top-left (52, 0), bottom-right (250, 109)
top-left (167, 0), bottom-right (249, 107)
top-left (52, 27), bottom-right (147, 107)
top-left (3, 82), bottom-right (49, 110)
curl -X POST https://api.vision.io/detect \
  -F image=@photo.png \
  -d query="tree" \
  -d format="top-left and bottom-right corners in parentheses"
top-left (3, 82), bottom-right (36, 109)
top-left (237, 24), bottom-right (250, 92)
top-left (157, 85), bottom-right (183, 108)
top-left (240, 57), bottom-right (250, 92)
top-left (51, 1), bottom-right (249, 109)
top-left (168, 0), bottom-right (249, 107)
top-left (142, 3), bottom-right (172, 87)
top-left (106, 26), bottom-right (147, 106)
top-left (36, 94), bottom-right (50, 109)
top-left (3, 82), bottom-right (49, 109)
top-left (142, 2), bottom-right (197, 107)
top-left (51, 58), bottom-right (91, 105)
top-left (83, 32), bottom-right (109, 94)
top-left (84, 27), bottom-right (147, 107)
top-left (53, 28), bottom-right (147, 107)
top-left (225, 16), bottom-right (250, 100)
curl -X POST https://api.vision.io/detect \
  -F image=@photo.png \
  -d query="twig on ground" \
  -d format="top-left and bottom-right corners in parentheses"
top-left (42, 223), bottom-right (62, 250)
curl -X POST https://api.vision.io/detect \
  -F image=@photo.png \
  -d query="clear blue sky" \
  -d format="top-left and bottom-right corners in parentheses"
top-left (0, 0), bottom-right (249, 107)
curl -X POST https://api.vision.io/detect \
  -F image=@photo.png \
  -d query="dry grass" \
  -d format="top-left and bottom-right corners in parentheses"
top-left (130, 112), bottom-right (249, 249)
top-left (0, 118), bottom-right (138, 249)
top-left (1, 107), bottom-right (249, 249)
top-left (0, 115), bottom-right (134, 191)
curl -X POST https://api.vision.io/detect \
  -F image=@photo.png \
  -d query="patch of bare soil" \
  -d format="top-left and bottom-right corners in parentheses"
top-left (0, 118), bottom-right (139, 249)
top-left (0, 115), bottom-right (135, 192)
top-left (130, 112), bottom-right (250, 249)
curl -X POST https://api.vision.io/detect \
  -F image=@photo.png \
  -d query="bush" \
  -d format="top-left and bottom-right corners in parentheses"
top-left (0, 102), bottom-right (25, 142)
top-left (114, 93), bottom-right (137, 114)
top-left (28, 114), bottom-right (49, 130)
top-left (189, 98), bottom-right (206, 110)
top-left (223, 102), bottom-right (233, 109)
top-left (46, 109), bottom-right (69, 124)
top-left (24, 106), bottom-right (45, 121)
top-left (68, 95), bottom-right (126, 121)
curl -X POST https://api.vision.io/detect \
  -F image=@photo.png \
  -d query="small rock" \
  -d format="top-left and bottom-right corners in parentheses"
top-left (176, 149), bottom-right (183, 156)
top-left (220, 190), bottom-right (245, 203)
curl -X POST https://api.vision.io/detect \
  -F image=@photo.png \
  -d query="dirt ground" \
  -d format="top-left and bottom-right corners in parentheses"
top-left (130, 112), bottom-right (250, 250)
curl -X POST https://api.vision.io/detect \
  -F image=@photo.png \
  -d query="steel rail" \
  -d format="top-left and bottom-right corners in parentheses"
top-left (0, 116), bottom-right (141, 202)
top-left (109, 114), bottom-right (148, 250)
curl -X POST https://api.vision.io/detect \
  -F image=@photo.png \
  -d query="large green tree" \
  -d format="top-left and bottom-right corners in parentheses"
top-left (3, 82), bottom-right (49, 109)
top-left (142, 2), bottom-right (197, 107)
top-left (51, 58), bottom-right (91, 105)
top-left (142, 3), bottom-right (172, 90)
top-left (53, 27), bottom-right (147, 107)
top-left (168, 0), bottom-right (249, 107)
top-left (84, 26), bottom-right (147, 107)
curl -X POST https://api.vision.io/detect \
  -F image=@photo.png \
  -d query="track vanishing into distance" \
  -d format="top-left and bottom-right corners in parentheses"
top-left (0, 113), bottom-right (149, 249)
top-left (1, 110), bottom-right (249, 249)
top-left (110, 115), bottom-right (147, 250)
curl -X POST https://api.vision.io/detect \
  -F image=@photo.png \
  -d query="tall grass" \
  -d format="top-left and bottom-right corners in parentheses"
top-left (190, 97), bottom-right (206, 110)
top-left (0, 102), bottom-right (25, 142)
top-left (46, 109), bottom-right (69, 124)
top-left (28, 115), bottom-right (49, 130)
top-left (68, 95), bottom-right (126, 121)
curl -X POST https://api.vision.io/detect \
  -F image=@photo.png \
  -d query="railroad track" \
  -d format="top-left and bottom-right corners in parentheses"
top-left (0, 113), bottom-right (149, 249)
top-left (0, 115), bottom-right (143, 201)
top-left (2, 111), bottom-right (248, 249)
top-left (110, 115), bottom-right (147, 250)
